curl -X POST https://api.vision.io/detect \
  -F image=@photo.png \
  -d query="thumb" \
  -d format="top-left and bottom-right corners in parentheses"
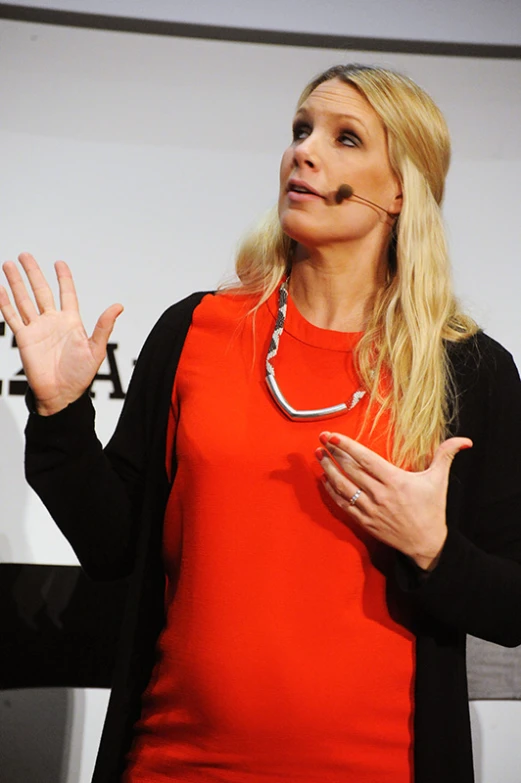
top-left (430, 437), bottom-right (473, 475)
top-left (90, 303), bottom-right (124, 354)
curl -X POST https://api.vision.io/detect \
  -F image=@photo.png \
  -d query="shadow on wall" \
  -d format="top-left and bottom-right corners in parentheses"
top-left (0, 363), bottom-right (124, 781)
top-left (0, 393), bottom-right (77, 781)
top-left (0, 562), bottom-right (126, 782)
top-left (0, 688), bottom-right (81, 783)
top-left (467, 634), bottom-right (521, 782)
top-left (467, 635), bottom-right (521, 700)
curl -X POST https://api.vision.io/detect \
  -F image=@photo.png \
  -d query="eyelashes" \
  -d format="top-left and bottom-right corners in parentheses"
top-left (338, 131), bottom-right (361, 147)
top-left (291, 122), bottom-right (361, 148)
top-left (291, 122), bottom-right (311, 142)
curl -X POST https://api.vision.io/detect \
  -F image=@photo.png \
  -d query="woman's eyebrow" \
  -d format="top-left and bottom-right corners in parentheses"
top-left (335, 113), bottom-right (369, 132)
top-left (295, 107), bottom-right (369, 134)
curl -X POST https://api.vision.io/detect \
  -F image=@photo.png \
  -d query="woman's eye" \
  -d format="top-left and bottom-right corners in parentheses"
top-left (292, 123), bottom-right (311, 142)
top-left (338, 131), bottom-right (360, 147)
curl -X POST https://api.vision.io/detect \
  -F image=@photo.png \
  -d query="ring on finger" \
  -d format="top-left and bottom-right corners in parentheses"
top-left (349, 488), bottom-right (362, 506)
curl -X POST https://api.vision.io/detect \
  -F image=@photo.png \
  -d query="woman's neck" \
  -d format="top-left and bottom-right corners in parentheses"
top-left (289, 244), bottom-right (387, 332)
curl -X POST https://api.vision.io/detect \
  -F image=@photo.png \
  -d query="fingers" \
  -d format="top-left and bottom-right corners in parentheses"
top-left (18, 255), bottom-right (83, 315)
top-left (0, 282), bottom-right (25, 333)
top-left (321, 472), bottom-right (366, 518)
top-left (2, 259), bottom-right (40, 325)
top-left (316, 446), bottom-right (368, 509)
top-left (1, 252), bottom-right (60, 328)
top-left (18, 252), bottom-right (57, 313)
top-left (55, 260), bottom-right (80, 312)
top-left (429, 437), bottom-right (473, 474)
top-left (316, 431), bottom-right (398, 513)
top-left (1, 257), bottom-right (123, 357)
top-left (319, 430), bottom-right (394, 484)
top-left (1, 254), bottom-right (86, 323)
top-left (90, 303), bottom-right (124, 355)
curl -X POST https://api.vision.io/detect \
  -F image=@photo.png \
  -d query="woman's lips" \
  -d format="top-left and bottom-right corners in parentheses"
top-left (287, 190), bottom-right (324, 202)
top-left (286, 179), bottom-right (325, 202)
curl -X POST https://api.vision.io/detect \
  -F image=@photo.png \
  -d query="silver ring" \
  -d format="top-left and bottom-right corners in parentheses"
top-left (349, 488), bottom-right (362, 506)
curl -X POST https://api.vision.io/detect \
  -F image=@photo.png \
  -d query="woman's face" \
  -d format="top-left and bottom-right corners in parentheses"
top-left (278, 78), bottom-right (402, 250)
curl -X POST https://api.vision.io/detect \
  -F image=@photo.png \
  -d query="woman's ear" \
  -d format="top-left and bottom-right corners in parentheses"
top-left (389, 191), bottom-right (403, 217)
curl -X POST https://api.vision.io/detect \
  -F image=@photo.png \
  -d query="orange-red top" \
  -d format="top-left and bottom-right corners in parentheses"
top-left (123, 288), bottom-right (415, 783)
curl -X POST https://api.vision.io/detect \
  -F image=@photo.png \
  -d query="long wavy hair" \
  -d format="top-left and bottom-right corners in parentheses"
top-left (232, 64), bottom-right (478, 469)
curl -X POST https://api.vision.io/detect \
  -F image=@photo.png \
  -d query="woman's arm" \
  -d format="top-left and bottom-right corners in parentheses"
top-left (24, 380), bottom-right (143, 581)
top-left (316, 335), bottom-right (521, 647)
top-left (1, 254), bottom-right (203, 581)
top-left (0, 253), bottom-right (135, 578)
top-left (395, 337), bottom-right (521, 647)
top-left (23, 292), bottom-right (204, 581)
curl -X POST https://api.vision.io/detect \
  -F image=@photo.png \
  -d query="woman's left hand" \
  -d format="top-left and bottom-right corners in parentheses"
top-left (316, 432), bottom-right (472, 571)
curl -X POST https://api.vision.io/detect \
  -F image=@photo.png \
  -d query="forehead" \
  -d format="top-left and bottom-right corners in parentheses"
top-left (299, 78), bottom-right (382, 130)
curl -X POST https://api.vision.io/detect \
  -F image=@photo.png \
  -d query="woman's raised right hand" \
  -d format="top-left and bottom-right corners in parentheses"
top-left (0, 253), bottom-right (123, 416)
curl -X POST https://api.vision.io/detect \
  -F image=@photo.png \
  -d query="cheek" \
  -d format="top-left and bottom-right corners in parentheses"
top-left (364, 156), bottom-right (400, 200)
top-left (279, 147), bottom-right (293, 184)
top-left (278, 148), bottom-right (293, 211)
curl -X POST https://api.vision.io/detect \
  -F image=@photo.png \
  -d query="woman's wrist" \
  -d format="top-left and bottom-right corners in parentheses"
top-left (32, 390), bottom-right (85, 417)
top-left (408, 528), bottom-right (447, 572)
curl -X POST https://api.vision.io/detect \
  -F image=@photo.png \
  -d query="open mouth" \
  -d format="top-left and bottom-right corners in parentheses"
top-left (287, 181), bottom-right (323, 198)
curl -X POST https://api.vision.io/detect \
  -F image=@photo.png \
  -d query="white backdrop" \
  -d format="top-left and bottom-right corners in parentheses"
top-left (1, 18), bottom-right (520, 565)
top-left (1, 15), bottom-right (521, 783)
top-left (3, 0), bottom-right (521, 45)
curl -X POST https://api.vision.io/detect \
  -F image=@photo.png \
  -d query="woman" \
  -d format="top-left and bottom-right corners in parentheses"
top-left (1, 64), bottom-right (521, 783)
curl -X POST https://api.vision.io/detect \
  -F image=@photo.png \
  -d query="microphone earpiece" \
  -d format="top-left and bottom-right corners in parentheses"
top-left (333, 183), bottom-right (397, 219)
top-left (334, 184), bottom-right (354, 204)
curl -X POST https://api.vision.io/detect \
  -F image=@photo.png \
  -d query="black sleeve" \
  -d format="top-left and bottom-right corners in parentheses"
top-left (396, 335), bottom-right (521, 647)
top-left (24, 293), bottom-right (208, 581)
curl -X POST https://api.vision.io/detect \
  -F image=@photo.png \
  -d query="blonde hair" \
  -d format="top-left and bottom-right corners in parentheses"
top-left (233, 64), bottom-right (478, 469)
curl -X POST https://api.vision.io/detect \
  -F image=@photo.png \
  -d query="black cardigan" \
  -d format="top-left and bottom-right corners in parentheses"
top-left (25, 292), bottom-right (521, 783)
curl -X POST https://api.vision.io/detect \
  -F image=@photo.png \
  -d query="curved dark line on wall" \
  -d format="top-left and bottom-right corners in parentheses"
top-left (0, 3), bottom-right (520, 60)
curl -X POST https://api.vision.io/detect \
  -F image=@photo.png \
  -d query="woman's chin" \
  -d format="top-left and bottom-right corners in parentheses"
top-left (279, 215), bottom-right (321, 248)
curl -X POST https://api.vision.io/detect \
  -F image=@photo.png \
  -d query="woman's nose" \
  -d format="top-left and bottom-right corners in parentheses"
top-left (293, 135), bottom-right (320, 169)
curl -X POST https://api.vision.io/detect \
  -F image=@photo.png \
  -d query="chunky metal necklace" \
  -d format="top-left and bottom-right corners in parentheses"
top-left (265, 278), bottom-right (366, 421)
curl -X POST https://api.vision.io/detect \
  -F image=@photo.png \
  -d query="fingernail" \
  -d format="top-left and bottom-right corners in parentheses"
top-left (319, 432), bottom-right (330, 445)
top-left (328, 435), bottom-right (341, 446)
top-left (315, 447), bottom-right (325, 461)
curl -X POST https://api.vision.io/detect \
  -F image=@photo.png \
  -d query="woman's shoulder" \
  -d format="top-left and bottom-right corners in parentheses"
top-left (130, 292), bottom-right (214, 375)
top-left (142, 288), bottom-right (263, 354)
top-left (447, 330), bottom-right (521, 394)
top-left (152, 291), bottom-right (214, 332)
top-left (160, 288), bottom-right (259, 322)
top-left (445, 333), bottom-right (521, 446)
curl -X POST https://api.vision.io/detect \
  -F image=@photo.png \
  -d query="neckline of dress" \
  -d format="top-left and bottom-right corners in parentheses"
top-left (266, 283), bottom-right (363, 352)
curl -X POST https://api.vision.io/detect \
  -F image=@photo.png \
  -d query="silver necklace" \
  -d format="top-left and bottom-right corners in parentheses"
top-left (265, 278), bottom-right (366, 421)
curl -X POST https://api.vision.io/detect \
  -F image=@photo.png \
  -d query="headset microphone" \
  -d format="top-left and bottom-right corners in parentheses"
top-left (333, 183), bottom-right (396, 219)
top-left (334, 184), bottom-right (354, 204)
